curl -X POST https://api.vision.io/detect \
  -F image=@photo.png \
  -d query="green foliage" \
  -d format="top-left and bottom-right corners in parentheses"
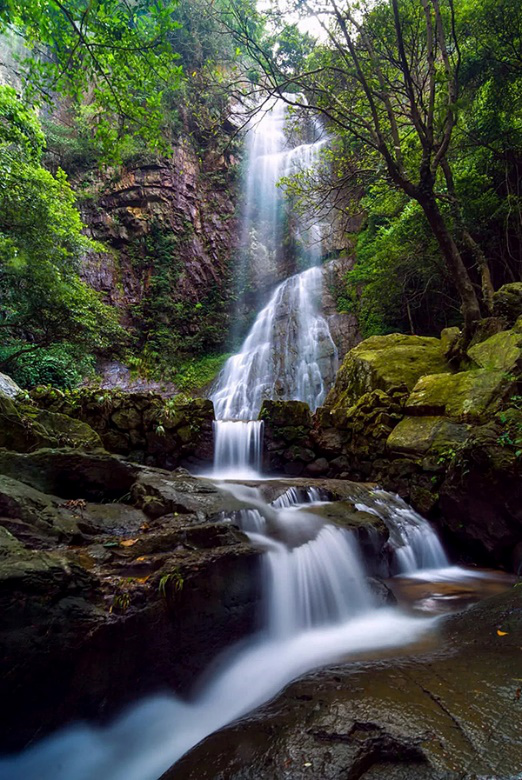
top-left (0, 0), bottom-right (183, 163)
top-left (125, 220), bottom-right (232, 380)
top-left (0, 87), bottom-right (124, 388)
top-left (0, 344), bottom-right (95, 390)
top-left (173, 353), bottom-right (232, 392)
top-left (158, 569), bottom-right (184, 599)
top-left (497, 398), bottom-right (522, 456)
top-left (343, 187), bottom-right (460, 336)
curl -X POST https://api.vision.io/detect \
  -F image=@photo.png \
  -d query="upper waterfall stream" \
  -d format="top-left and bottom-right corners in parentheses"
top-left (210, 99), bottom-right (338, 476)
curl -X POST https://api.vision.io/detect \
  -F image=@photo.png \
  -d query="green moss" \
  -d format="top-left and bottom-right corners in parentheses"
top-left (326, 333), bottom-right (450, 412)
top-left (468, 328), bottom-right (522, 372)
top-left (386, 415), bottom-right (470, 457)
top-left (405, 370), bottom-right (513, 423)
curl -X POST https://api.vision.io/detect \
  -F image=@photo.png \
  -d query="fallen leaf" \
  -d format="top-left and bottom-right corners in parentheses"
top-left (497, 629), bottom-right (509, 636)
top-left (121, 539), bottom-right (138, 547)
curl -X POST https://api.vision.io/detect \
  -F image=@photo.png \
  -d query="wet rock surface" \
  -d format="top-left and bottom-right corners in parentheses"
top-left (163, 588), bottom-right (522, 780)
top-left (0, 458), bottom-right (264, 752)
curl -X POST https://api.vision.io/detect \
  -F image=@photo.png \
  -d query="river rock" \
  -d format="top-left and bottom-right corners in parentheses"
top-left (0, 460), bottom-right (263, 751)
top-left (0, 448), bottom-right (138, 501)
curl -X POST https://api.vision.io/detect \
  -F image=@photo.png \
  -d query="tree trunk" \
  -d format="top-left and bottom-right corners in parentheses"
top-left (441, 158), bottom-right (495, 313)
top-left (417, 194), bottom-right (481, 341)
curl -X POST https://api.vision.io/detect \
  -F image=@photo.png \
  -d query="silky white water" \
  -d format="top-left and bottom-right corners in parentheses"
top-left (0, 486), bottom-right (438, 780)
top-left (210, 98), bottom-right (338, 476)
top-left (354, 490), bottom-right (450, 574)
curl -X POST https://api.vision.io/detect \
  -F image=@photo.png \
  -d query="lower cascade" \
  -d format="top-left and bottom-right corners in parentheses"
top-left (1, 484), bottom-right (459, 780)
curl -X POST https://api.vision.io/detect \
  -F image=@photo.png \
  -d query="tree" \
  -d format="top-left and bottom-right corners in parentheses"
top-left (226, 0), bottom-right (498, 339)
top-left (0, 0), bottom-right (183, 160)
top-left (0, 86), bottom-right (123, 386)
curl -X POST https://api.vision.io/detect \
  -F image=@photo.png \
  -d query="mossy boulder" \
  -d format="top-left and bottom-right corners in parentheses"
top-left (492, 282), bottom-right (522, 325)
top-left (468, 327), bottom-right (522, 373)
top-left (34, 410), bottom-right (102, 449)
top-left (386, 415), bottom-right (470, 457)
top-left (405, 369), bottom-right (513, 423)
top-left (325, 333), bottom-right (450, 413)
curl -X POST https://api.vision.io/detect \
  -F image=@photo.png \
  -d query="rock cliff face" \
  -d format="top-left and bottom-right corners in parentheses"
top-left (79, 144), bottom-right (239, 352)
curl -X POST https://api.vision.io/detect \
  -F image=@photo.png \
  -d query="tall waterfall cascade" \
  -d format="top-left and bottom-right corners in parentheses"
top-left (210, 98), bottom-right (338, 476)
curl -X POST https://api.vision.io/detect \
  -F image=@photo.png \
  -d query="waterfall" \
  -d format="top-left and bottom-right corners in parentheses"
top-left (354, 490), bottom-right (450, 574)
top-left (210, 98), bottom-right (338, 476)
top-left (0, 487), bottom-right (438, 780)
top-left (212, 420), bottom-right (264, 479)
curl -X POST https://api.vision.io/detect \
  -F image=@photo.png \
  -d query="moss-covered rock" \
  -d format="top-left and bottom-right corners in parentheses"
top-left (405, 369), bottom-right (513, 423)
top-left (29, 388), bottom-right (215, 469)
top-left (0, 448), bottom-right (138, 501)
top-left (35, 410), bottom-right (102, 449)
top-left (386, 415), bottom-right (470, 457)
top-left (325, 333), bottom-right (450, 413)
top-left (492, 281), bottom-right (522, 325)
top-left (467, 328), bottom-right (522, 373)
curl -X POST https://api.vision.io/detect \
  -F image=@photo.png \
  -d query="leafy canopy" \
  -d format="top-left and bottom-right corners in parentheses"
top-left (0, 0), bottom-right (183, 161)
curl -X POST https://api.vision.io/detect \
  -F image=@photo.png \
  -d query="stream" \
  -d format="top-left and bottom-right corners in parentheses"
top-left (0, 482), bottom-right (512, 780)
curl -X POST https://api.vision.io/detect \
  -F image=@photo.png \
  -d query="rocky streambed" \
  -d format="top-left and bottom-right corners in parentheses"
top-left (1, 434), bottom-right (520, 780)
top-left (166, 587), bottom-right (522, 780)
top-left (0, 434), bottom-right (404, 754)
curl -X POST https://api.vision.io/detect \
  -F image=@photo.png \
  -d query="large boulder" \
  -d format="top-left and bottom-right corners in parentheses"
top-left (0, 372), bottom-right (21, 399)
top-left (467, 324), bottom-right (522, 373)
top-left (387, 415), bottom-right (470, 457)
top-left (0, 449), bottom-right (138, 501)
top-left (405, 369), bottom-right (513, 423)
top-left (165, 589), bottom-right (522, 780)
top-left (325, 334), bottom-right (450, 414)
top-left (492, 281), bottom-right (522, 325)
